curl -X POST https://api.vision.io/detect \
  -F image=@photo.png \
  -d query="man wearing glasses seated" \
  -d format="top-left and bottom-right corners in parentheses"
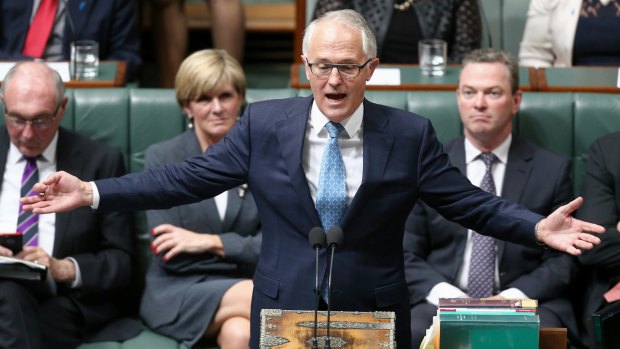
top-left (0, 61), bottom-right (138, 348)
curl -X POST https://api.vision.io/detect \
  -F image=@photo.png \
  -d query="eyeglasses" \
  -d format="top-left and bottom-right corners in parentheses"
top-left (4, 103), bottom-right (60, 130)
top-left (306, 58), bottom-right (374, 79)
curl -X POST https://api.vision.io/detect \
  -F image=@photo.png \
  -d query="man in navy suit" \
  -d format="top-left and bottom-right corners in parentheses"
top-left (404, 48), bottom-right (582, 348)
top-left (21, 10), bottom-right (604, 349)
top-left (0, 0), bottom-right (141, 81)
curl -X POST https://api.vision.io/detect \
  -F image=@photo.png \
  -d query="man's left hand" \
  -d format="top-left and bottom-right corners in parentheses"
top-left (536, 197), bottom-right (604, 255)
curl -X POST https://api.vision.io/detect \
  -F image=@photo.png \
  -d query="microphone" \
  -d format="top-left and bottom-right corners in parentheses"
top-left (324, 226), bottom-right (344, 349)
top-left (308, 227), bottom-right (326, 349)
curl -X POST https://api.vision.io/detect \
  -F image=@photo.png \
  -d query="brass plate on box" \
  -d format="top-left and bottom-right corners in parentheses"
top-left (260, 309), bottom-right (395, 348)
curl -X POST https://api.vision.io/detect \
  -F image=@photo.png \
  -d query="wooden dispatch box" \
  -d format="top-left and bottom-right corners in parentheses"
top-left (260, 309), bottom-right (395, 348)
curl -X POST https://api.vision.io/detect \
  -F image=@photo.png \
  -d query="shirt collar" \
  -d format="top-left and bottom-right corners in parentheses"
top-left (309, 101), bottom-right (364, 139)
top-left (464, 133), bottom-right (512, 165)
top-left (8, 131), bottom-right (59, 164)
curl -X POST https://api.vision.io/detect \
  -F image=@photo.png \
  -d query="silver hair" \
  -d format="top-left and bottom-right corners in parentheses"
top-left (302, 9), bottom-right (377, 60)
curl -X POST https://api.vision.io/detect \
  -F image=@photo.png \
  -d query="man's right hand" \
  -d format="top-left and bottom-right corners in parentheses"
top-left (19, 171), bottom-right (93, 214)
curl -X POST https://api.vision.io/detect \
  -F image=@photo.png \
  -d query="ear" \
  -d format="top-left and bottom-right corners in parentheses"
top-left (302, 55), bottom-right (312, 81)
top-left (366, 58), bottom-right (380, 81)
top-left (512, 90), bottom-right (522, 115)
top-left (182, 104), bottom-right (193, 120)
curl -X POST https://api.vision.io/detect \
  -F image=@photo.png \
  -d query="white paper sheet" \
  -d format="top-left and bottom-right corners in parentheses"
top-left (368, 68), bottom-right (401, 85)
top-left (0, 62), bottom-right (71, 82)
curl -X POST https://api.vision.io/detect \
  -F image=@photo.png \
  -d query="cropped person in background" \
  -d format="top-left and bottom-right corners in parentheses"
top-left (576, 131), bottom-right (620, 345)
top-left (404, 48), bottom-right (581, 348)
top-left (0, 0), bottom-right (142, 81)
top-left (149, 0), bottom-right (245, 87)
top-left (313, 0), bottom-right (481, 64)
top-left (0, 62), bottom-right (137, 348)
top-left (139, 49), bottom-right (260, 349)
top-left (520, 0), bottom-right (620, 67)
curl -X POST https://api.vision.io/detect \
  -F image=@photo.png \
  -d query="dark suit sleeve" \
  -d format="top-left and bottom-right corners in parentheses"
top-left (69, 149), bottom-right (134, 296)
top-left (220, 219), bottom-right (262, 265)
top-left (578, 137), bottom-right (620, 273)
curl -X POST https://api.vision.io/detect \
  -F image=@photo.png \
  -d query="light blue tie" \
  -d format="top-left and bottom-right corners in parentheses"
top-left (316, 122), bottom-right (346, 231)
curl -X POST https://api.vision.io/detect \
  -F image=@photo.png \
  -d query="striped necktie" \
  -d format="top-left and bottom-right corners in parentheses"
top-left (17, 157), bottom-right (40, 247)
top-left (468, 152), bottom-right (498, 298)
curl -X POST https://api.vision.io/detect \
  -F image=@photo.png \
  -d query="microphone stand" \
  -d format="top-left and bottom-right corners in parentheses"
top-left (308, 227), bottom-right (326, 349)
top-left (325, 244), bottom-right (336, 349)
top-left (312, 243), bottom-right (321, 349)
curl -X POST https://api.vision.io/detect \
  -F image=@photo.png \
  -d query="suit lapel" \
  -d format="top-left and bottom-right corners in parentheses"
top-left (0, 128), bottom-right (10, 194)
top-left (497, 138), bottom-right (533, 261)
top-left (342, 100), bottom-right (394, 226)
top-left (446, 139), bottom-right (469, 249)
top-left (276, 96), bottom-right (320, 225)
top-left (53, 129), bottom-right (79, 256)
top-left (222, 190), bottom-right (242, 232)
top-left (502, 138), bottom-right (532, 204)
top-left (67, 0), bottom-right (94, 37)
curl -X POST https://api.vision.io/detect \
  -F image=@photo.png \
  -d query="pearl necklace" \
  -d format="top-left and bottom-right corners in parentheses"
top-left (394, 0), bottom-right (415, 12)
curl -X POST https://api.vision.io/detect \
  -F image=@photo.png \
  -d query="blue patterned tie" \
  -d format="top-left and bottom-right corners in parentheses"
top-left (316, 122), bottom-right (346, 230)
top-left (468, 152), bottom-right (497, 298)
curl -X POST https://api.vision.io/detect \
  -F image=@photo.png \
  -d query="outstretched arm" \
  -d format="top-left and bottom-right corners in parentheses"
top-left (19, 171), bottom-right (93, 214)
top-left (536, 197), bottom-right (604, 256)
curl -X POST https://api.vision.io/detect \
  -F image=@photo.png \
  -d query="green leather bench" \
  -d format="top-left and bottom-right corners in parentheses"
top-left (2, 88), bottom-right (620, 348)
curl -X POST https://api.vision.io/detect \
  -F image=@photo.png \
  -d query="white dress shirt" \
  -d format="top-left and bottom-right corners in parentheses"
top-left (303, 101), bottom-right (364, 207)
top-left (0, 132), bottom-right (82, 287)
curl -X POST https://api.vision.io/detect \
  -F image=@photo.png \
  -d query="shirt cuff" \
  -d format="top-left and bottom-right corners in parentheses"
top-left (90, 181), bottom-right (100, 209)
top-left (65, 257), bottom-right (82, 288)
top-left (426, 282), bottom-right (468, 306)
top-left (497, 288), bottom-right (528, 300)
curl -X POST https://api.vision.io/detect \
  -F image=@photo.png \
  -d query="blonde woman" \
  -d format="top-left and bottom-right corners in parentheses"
top-left (139, 49), bottom-right (259, 349)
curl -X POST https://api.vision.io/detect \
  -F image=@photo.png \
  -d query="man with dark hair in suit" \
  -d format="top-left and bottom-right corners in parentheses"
top-left (20, 11), bottom-right (603, 349)
top-left (404, 48), bottom-right (582, 348)
top-left (0, 62), bottom-right (137, 348)
top-left (577, 131), bottom-right (620, 345)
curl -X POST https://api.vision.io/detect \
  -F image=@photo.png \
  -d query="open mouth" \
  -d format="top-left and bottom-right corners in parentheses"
top-left (326, 93), bottom-right (346, 101)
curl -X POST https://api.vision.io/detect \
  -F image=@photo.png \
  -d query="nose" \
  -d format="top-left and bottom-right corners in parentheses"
top-left (211, 98), bottom-right (222, 112)
top-left (21, 123), bottom-right (35, 138)
top-left (327, 67), bottom-right (343, 85)
top-left (474, 92), bottom-right (487, 110)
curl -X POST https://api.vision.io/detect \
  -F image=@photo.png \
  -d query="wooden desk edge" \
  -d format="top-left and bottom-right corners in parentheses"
top-left (65, 61), bottom-right (126, 88)
top-left (540, 327), bottom-right (567, 349)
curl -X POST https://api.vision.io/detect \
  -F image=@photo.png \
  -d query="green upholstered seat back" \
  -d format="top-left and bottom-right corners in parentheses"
top-left (407, 91), bottom-right (462, 144)
top-left (573, 93), bottom-right (620, 194)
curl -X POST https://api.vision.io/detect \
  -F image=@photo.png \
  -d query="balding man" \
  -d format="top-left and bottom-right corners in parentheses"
top-left (0, 62), bottom-right (137, 348)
